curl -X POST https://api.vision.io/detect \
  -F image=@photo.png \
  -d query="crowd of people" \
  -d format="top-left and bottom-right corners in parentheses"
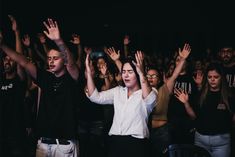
top-left (0, 15), bottom-right (234, 157)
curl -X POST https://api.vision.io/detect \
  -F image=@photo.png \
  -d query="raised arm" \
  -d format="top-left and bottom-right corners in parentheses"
top-left (38, 33), bottom-right (49, 54)
top-left (85, 54), bottom-right (96, 96)
top-left (0, 34), bottom-right (36, 79)
top-left (8, 15), bottom-right (22, 53)
top-left (70, 33), bottom-right (83, 69)
top-left (166, 43), bottom-right (191, 92)
top-left (43, 18), bottom-right (79, 80)
top-left (8, 15), bottom-right (26, 80)
top-left (123, 35), bottom-right (130, 58)
top-left (134, 51), bottom-right (151, 99)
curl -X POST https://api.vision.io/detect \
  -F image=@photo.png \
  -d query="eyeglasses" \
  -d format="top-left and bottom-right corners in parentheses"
top-left (146, 74), bottom-right (159, 79)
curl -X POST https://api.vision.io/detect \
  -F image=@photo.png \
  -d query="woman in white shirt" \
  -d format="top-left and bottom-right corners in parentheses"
top-left (85, 51), bottom-right (157, 157)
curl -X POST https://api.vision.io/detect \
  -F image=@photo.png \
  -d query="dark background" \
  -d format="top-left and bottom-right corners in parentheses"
top-left (1, 0), bottom-right (235, 57)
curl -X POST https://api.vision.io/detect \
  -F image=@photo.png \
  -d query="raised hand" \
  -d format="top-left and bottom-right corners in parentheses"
top-left (84, 47), bottom-right (92, 55)
top-left (70, 34), bottom-right (80, 45)
top-left (123, 35), bottom-right (130, 45)
top-left (174, 88), bottom-right (189, 104)
top-left (106, 47), bottom-right (120, 61)
top-left (133, 51), bottom-right (145, 75)
top-left (38, 33), bottom-right (47, 44)
top-left (100, 63), bottom-right (108, 76)
top-left (193, 69), bottom-right (204, 87)
top-left (43, 18), bottom-right (60, 41)
top-left (8, 15), bottom-right (18, 32)
top-left (22, 34), bottom-right (31, 47)
top-left (179, 43), bottom-right (191, 59)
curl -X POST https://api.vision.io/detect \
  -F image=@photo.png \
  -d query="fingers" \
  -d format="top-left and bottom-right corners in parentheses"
top-left (8, 15), bottom-right (15, 22)
top-left (43, 18), bottom-right (57, 29)
top-left (135, 50), bottom-right (144, 66)
top-left (43, 30), bottom-right (49, 37)
top-left (183, 43), bottom-right (191, 52)
top-left (174, 88), bottom-right (182, 96)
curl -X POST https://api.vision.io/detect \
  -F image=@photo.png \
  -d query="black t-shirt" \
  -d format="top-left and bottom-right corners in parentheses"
top-left (0, 76), bottom-right (27, 139)
top-left (34, 68), bottom-right (78, 139)
top-left (223, 65), bottom-right (235, 95)
top-left (195, 90), bottom-right (235, 135)
top-left (76, 75), bottom-right (104, 122)
top-left (168, 74), bottom-right (198, 129)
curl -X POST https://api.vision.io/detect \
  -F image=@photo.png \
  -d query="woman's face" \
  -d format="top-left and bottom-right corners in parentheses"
top-left (207, 70), bottom-right (221, 91)
top-left (147, 69), bottom-right (159, 87)
top-left (97, 58), bottom-right (106, 72)
top-left (121, 63), bottom-right (138, 89)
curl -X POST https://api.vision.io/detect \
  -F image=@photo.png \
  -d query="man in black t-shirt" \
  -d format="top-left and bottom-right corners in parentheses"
top-left (167, 55), bottom-right (198, 144)
top-left (218, 46), bottom-right (235, 157)
top-left (0, 55), bottom-right (27, 156)
top-left (0, 19), bottom-right (80, 157)
top-left (218, 47), bottom-right (235, 94)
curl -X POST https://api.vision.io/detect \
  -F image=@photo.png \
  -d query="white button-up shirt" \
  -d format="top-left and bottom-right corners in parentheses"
top-left (88, 86), bottom-right (157, 139)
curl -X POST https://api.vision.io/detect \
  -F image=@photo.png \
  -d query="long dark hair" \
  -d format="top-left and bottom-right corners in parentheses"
top-left (199, 62), bottom-right (231, 110)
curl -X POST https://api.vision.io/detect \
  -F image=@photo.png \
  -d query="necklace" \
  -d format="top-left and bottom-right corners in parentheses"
top-left (53, 80), bottom-right (63, 91)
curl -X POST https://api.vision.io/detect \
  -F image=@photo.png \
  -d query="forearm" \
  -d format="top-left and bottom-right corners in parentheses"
top-left (35, 46), bottom-right (47, 62)
top-left (183, 101), bottom-right (196, 119)
top-left (54, 39), bottom-right (74, 64)
top-left (76, 44), bottom-right (83, 69)
top-left (114, 60), bottom-right (122, 73)
top-left (77, 44), bottom-right (83, 60)
top-left (42, 43), bottom-right (49, 53)
top-left (124, 45), bottom-right (129, 58)
top-left (139, 73), bottom-right (151, 99)
top-left (54, 39), bottom-right (79, 79)
top-left (2, 45), bottom-right (29, 67)
top-left (15, 31), bottom-right (23, 53)
top-left (171, 57), bottom-right (185, 80)
top-left (167, 57), bottom-right (186, 91)
top-left (87, 74), bottom-right (96, 96)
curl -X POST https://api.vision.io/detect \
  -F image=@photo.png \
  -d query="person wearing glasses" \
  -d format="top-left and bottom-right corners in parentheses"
top-left (148, 44), bottom-right (191, 157)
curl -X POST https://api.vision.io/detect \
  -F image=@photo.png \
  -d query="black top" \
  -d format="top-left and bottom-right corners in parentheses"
top-left (76, 74), bottom-right (104, 122)
top-left (195, 90), bottom-right (235, 135)
top-left (168, 74), bottom-right (198, 130)
top-left (223, 65), bottom-right (235, 95)
top-left (35, 68), bottom-right (78, 139)
top-left (0, 76), bottom-right (27, 139)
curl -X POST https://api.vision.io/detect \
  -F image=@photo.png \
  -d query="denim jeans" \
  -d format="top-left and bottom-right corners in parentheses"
top-left (36, 138), bottom-right (79, 157)
top-left (150, 123), bottom-right (170, 157)
top-left (77, 120), bottom-right (105, 157)
top-left (195, 131), bottom-right (230, 157)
